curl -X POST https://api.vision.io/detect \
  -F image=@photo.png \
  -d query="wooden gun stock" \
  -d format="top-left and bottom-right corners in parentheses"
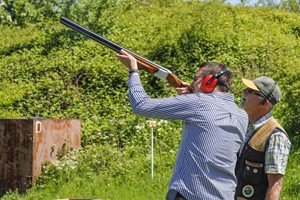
top-left (60, 17), bottom-right (185, 88)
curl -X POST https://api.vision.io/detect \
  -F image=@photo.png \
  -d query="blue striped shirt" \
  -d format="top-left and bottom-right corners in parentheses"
top-left (128, 75), bottom-right (248, 200)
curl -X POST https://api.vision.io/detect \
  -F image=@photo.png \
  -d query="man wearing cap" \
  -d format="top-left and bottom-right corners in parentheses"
top-left (235, 76), bottom-right (291, 200)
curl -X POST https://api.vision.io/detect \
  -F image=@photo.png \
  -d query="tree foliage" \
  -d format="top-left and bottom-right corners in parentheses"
top-left (1, 1), bottom-right (300, 199)
top-left (0, 0), bottom-right (299, 148)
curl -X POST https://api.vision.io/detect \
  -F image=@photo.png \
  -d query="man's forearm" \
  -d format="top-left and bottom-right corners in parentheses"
top-left (265, 187), bottom-right (281, 200)
top-left (265, 174), bottom-right (283, 200)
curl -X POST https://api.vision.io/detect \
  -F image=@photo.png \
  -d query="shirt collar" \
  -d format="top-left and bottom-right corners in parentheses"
top-left (251, 111), bottom-right (273, 131)
top-left (213, 92), bottom-right (235, 102)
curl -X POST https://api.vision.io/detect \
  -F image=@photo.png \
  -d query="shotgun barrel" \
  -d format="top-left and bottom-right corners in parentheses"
top-left (60, 17), bottom-right (185, 88)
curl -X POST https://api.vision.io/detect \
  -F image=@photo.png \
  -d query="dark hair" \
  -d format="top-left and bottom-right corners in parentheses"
top-left (199, 62), bottom-right (232, 92)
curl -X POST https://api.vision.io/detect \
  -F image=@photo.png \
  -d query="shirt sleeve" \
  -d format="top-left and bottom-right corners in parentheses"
top-left (127, 74), bottom-right (201, 121)
top-left (265, 129), bottom-right (291, 175)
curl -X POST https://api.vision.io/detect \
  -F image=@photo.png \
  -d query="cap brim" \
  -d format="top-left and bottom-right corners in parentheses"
top-left (242, 78), bottom-right (260, 91)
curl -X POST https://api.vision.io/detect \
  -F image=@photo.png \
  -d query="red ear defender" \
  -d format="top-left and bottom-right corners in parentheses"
top-left (200, 68), bottom-right (230, 93)
top-left (201, 75), bottom-right (218, 93)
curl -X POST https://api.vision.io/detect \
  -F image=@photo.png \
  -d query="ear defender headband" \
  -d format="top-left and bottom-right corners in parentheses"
top-left (201, 68), bottom-right (230, 93)
top-left (260, 80), bottom-right (278, 105)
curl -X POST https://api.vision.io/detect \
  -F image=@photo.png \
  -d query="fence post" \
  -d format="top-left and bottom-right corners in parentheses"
top-left (147, 120), bottom-right (157, 179)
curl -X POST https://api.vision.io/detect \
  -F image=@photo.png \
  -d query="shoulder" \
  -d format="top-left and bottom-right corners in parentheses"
top-left (270, 129), bottom-right (290, 142)
top-left (268, 129), bottom-right (291, 150)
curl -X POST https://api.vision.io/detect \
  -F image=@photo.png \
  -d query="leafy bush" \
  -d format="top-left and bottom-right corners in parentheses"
top-left (0, 0), bottom-right (299, 199)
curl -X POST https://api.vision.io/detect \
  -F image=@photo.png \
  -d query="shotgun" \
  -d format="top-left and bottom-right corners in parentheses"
top-left (60, 17), bottom-right (186, 88)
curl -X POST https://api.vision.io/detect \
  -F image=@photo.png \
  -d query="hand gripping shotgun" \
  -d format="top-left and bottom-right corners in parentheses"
top-left (60, 17), bottom-right (186, 88)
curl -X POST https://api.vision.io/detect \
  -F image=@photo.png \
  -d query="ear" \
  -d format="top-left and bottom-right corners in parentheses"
top-left (260, 98), bottom-right (270, 106)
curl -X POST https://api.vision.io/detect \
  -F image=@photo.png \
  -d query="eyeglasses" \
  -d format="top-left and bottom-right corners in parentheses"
top-left (193, 75), bottom-right (201, 82)
top-left (245, 88), bottom-right (265, 98)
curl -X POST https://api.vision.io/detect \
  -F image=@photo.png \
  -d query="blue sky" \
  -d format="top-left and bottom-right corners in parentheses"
top-left (227, 0), bottom-right (242, 5)
top-left (226, 0), bottom-right (259, 5)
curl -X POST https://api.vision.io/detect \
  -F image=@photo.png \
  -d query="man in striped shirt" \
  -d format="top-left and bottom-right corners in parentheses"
top-left (117, 50), bottom-right (248, 200)
top-left (235, 76), bottom-right (291, 200)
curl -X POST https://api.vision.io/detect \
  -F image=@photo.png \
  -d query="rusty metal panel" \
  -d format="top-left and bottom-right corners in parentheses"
top-left (0, 119), bottom-right (33, 193)
top-left (0, 119), bottom-right (80, 193)
top-left (31, 119), bottom-right (81, 180)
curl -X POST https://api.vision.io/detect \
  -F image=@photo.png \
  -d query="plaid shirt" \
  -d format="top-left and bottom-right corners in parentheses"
top-left (240, 111), bottom-right (291, 175)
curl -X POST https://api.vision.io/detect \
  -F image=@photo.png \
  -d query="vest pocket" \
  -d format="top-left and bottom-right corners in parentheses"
top-left (242, 160), bottom-right (264, 184)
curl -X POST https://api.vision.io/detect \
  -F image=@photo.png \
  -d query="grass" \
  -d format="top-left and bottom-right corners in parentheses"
top-left (1, 144), bottom-right (175, 200)
top-left (1, 166), bottom-right (172, 200)
top-left (1, 145), bottom-right (299, 200)
top-left (281, 150), bottom-right (300, 200)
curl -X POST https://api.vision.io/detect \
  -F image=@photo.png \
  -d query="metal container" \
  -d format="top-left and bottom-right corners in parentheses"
top-left (0, 119), bottom-right (81, 193)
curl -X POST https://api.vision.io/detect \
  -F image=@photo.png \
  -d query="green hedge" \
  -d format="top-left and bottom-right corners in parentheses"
top-left (0, 0), bottom-right (299, 148)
